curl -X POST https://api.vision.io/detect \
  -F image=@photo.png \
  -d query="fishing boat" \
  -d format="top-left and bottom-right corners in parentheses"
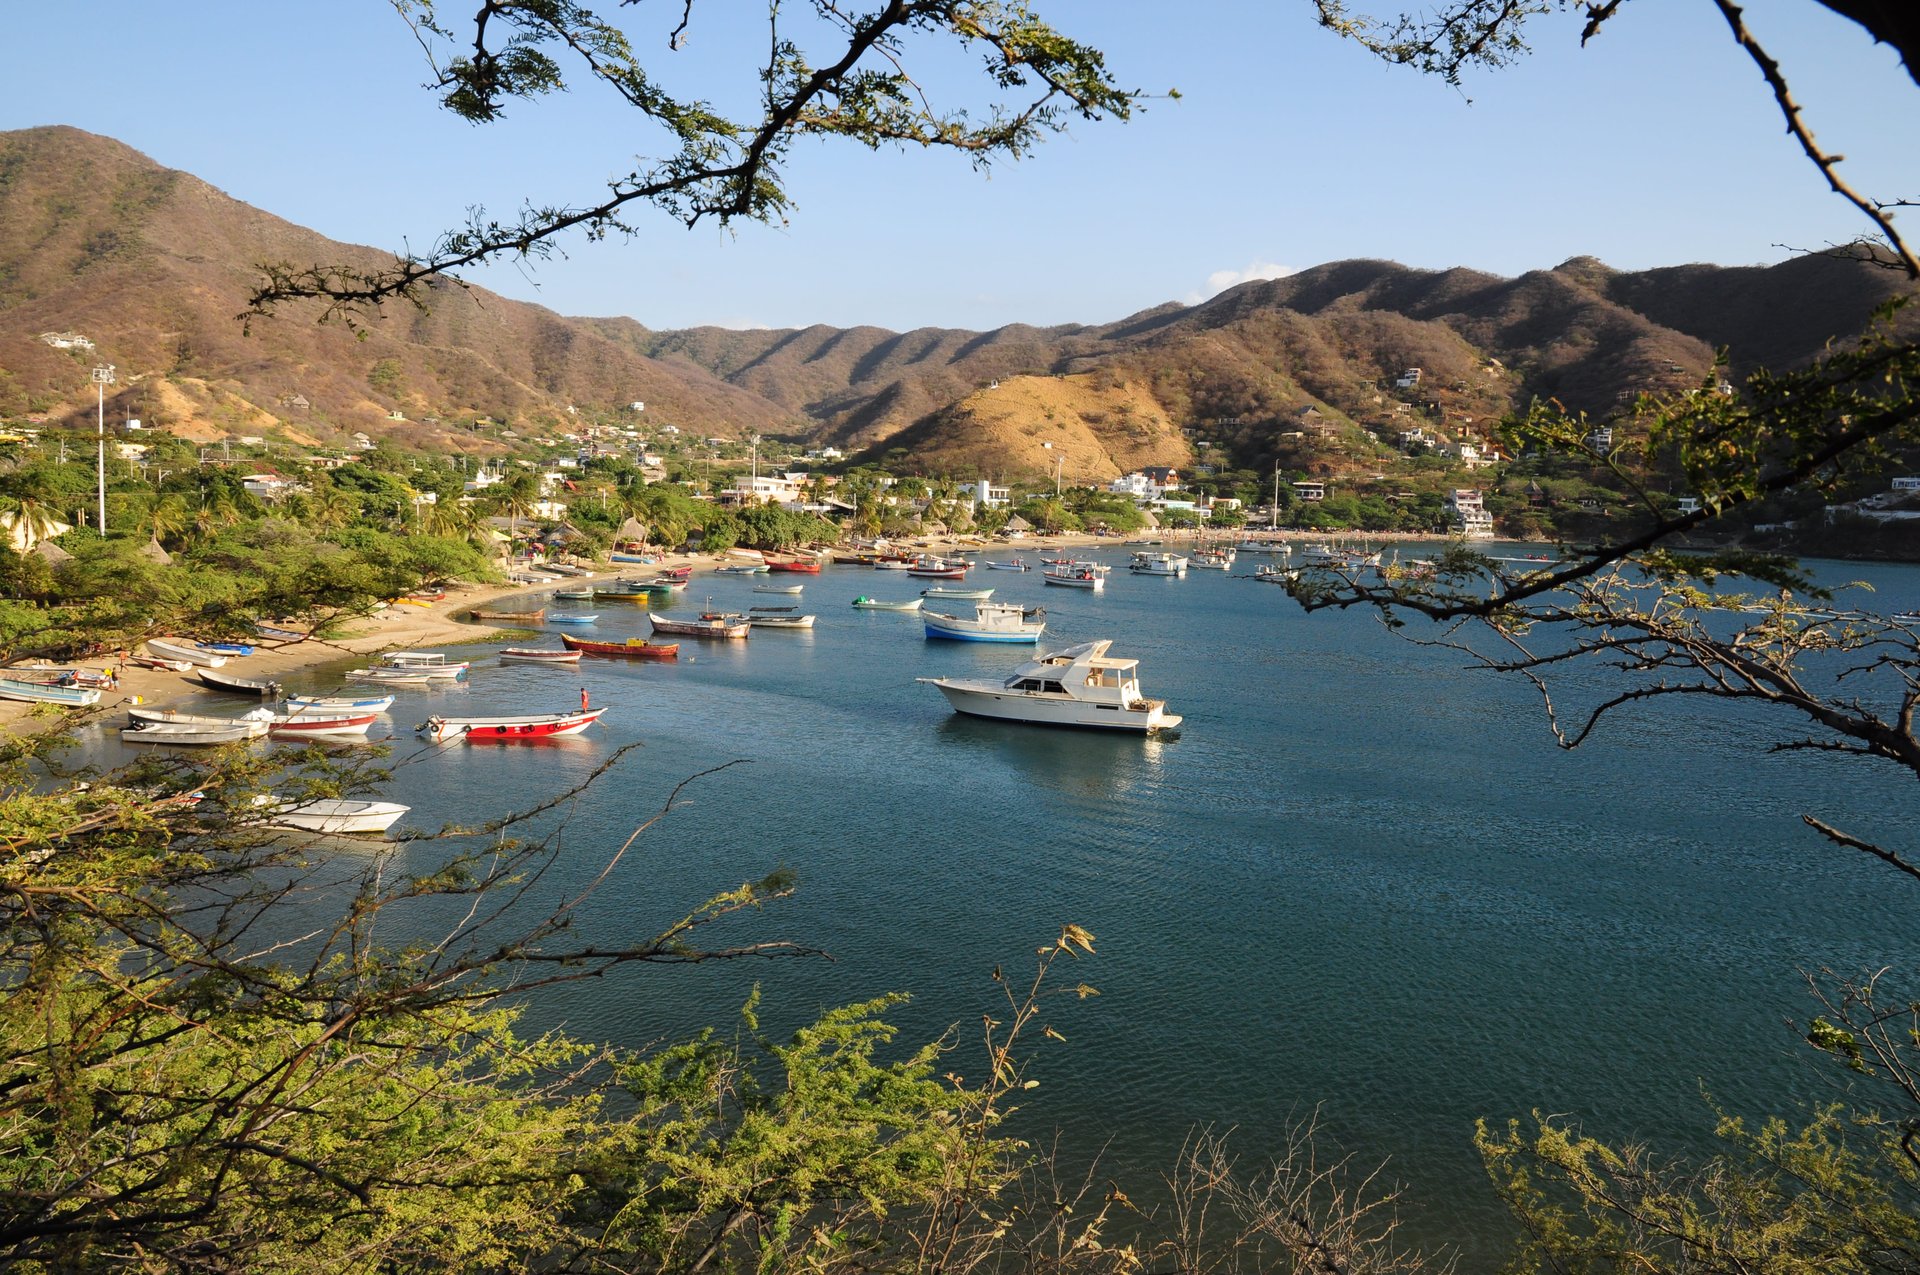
top-left (649, 611), bottom-right (749, 639)
top-left (557, 633), bottom-right (680, 660)
top-left (747, 607), bottom-right (817, 629)
top-left (851, 596), bottom-right (923, 611)
top-left (420, 696), bottom-right (607, 743)
top-left (255, 796), bottom-right (410, 834)
top-left (547, 613), bottom-right (600, 624)
top-left (985, 558), bottom-right (1030, 571)
top-left (766, 557), bottom-right (822, 574)
top-left (1191, 548), bottom-right (1235, 570)
top-left (872, 559), bottom-right (914, 571)
top-left (1128, 551), bottom-right (1189, 576)
top-left (644, 576), bottom-right (689, 592)
top-left (917, 639), bottom-right (1182, 733)
top-left (1254, 563), bottom-right (1296, 585)
top-left (344, 668), bottom-right (439, 685)
top-left (658, 565), bottom-right (694, 582)
top-left (122, 720), bottom-right (266, 746)
top-left (906, 554), bottom-right (969, 579)
top-left (285, 693), bottom-right (396, 712)
top-left (1041, 563), bottom-right (1105, 590)
top-left (921, 586), bottom-right (994, 601)
top-left (0, 677), bottom-right (103, 706)
top-left (252, 623), bottom-right (310, 642)
top-left (378, 651), bottom-right (469, 680)
top-left (923, 601), bottom-right (1046, 642)
top-left (501, 647), bottom-right (583, 663)
top-left (146, 638), bottom-right (228, 668)
top-left (610, 551), bottom-right (655, 564)
top-left (197, 667), bottom-right (284, 697)
top-left (470, 607), bottom-right (545, 623)
top-left (714, 563), bottom-right (767, 575)
top-left (753, 583), bottom-right (805, 594)
top-left (554, 588), bottom-right (597, 600)
top-left (254, 708), bottom-right (379, 737)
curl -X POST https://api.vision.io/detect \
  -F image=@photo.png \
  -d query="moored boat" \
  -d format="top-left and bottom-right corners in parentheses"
top-left (747, 607), bottom-right (817, 629)
top-left (256, 709), bottom-right (379, 737)
top-left (906, 554), bottom-right (969, 579)
top-left (197, 667), bottom-right (283, 697)
top-left (470, 607), bottom-right (546, 623)
top-left (377, 651), bottom-right (469, 679)
top-left (917, 639), bottom-right (1182, 733)
top-left (1042, 563), bottom-right (1105, 590)
top-left (122, 720), bottom-right (266, 746)
top-left (753, 583), bottom-right (805, 594)
top-left (255, 796), bottom-right (410, 833)
top-left (765, 558), bottom-right (822, 574)
top-left (650, 611), bottom-right (750, 638)
top-left (985, 558), bottom-right (1030, 571)
top-left (558, 633), bottom-right (680, 660)
top-left (420, 697), bottom-right (607, 742)
top-left (547, 613), bottom-right (600, 624)
top-left (285, 693), bottom-right (396, 712)
top-left (500, 647), bottom-right (584, 663)
top-left (851, 596), bottom-right (924, 611)
top-left (1128, 551), bottom-right (1189, 576)
top-left (920, 586), bottom-right (994, 600)
top-left (923, 601), bottom-right (1046, 642)
top-left (1191, 548), bottom-right (1235, 570)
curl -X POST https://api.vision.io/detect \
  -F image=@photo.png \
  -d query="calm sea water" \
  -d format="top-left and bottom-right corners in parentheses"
top-left (106, 548), bottom-right (1920, 1260)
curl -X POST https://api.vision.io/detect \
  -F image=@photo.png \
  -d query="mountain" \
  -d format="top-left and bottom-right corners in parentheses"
top-left (2, 126), bottom-right (1911, 483)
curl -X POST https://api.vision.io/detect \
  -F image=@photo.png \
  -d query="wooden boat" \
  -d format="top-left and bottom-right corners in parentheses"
top-left (547, 613), bottom-right (600, 624)
top-left (923, 601), bottom-right (1046, 643)
top-left (470, 607), bottom-right (545, 623)
top-left (197, 641), bottom-right (256, 656)
top-left (747, 607), bottom-right (816, 629)
top-left (146, 638), bottom-right (227, 668)
top-left (753, 584), bottom-right (805, 594)
top-left (258, 709), bottom-right (379, 737)
top-left (851, 596), bottom-right (923, 611)
top-left (286, 693), bottom-right (396, 712)
top-left (0, 677), bottom-right (103, 706)
top-left (557, 633), bottom-right (680, 661)
top-left (8, 665), bottom-right (116, 689)
top-left (343, 668), bottom-right (439, 685)
top-left (252, 623), bottom-right (310, 642)
top-left (985, 559), bottom-right (1030, 571)
top-left (657, 565), bottom-right (694, 582)
top-left (379, 651), bottom-right (469, 679)
top-left (766, 558), bottom-right (821, 574)
top-left (872, 559), bottom-right (914, 571)
top-left (122, 720), bottom-right (266, 746)
top-left (197, 667), bottom-right (283, 697)
top-left (500, 647), bottom-right (584, 663)
top-left (906, 555), bottom-right (969, 579)
top-left (554, 588), bottom-right (597, 600)
top-left (255, 796), bottom-right (409, 834)
top-left (1042, 564), bottom-right (1105, 590)
top-left (610, 551), bottom-right (655, 564)
top-left (650, 611), bottom-right (749, 639)
top-left (644, 576), bottom-right (689, 592)
top-left (128, 706), bottom-right (259, 729)
top-left (420, 703), bottom-right (607, 743)
top-left (921, 586), bottom-right (994, 600)
top-left (715, 563), bottom-right (768, 575)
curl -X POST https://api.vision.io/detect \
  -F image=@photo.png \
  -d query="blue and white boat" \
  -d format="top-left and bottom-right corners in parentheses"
top-left (923, 601), bottom-right (1046, 643)
top-left (285, 693), bottom-right (397, 712)
top-left (547, 613), bottom-right (599, 624)
top-left (198, 641), bottom-right (256, 656)
top-left (0, 677), bottom-right (103, 706)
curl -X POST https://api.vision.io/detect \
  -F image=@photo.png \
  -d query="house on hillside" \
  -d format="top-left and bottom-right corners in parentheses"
top-left (40, 331), bottom-right (94, 351)
top-left (1292, 481), bottom-right (1326, 502)
top-left (1447, 489), bottom-right (1494, 539)
top-left (959, 478), bottom-right (1010, 509)
top-left (1394, 367), bottom-right (1423, 390)
top-left (280, 393), bottom-right (311, 412)
top-left (349, 432), bottom-right (376, 452)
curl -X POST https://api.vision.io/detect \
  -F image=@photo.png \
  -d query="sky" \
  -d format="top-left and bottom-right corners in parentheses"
top-left (6, 2), bottom-right (1916, 333)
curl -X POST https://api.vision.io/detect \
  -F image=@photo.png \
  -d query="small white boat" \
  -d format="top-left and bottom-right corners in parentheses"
top-left (1190, 548), bottom-right (1235, 570)
top-left (747, 607), bottom-right (817, 629)
top-left (378, 651), bottom-right (469, 679)
top-left (1255, 563), bottom-right (1297, 585)
top-left (555, 588), bottom-right (597, 600)
top-left (754, 584), bottom-right (805, 594)
top-left (420, 702), bottom-right (607, 742)
top-left (245, 707), bottom-right (379, 737)
top-left (146, 638), bottom-right (227, 668)
top-left (1128, 552), bottom-right (1189, 576)
top-left (921, 586), bottom-right (994, 601)
top-left (985, 559), bottom-right (1030, 571)
top-left (128, 706), bottom-right (258, 729)
top-left (286, 693), bottom-right (396, 712)
top-left (547, 613), bottom-right (600, 624)
top-left (500, 648), bottom-right (584, 663)
top-left (122, 720), bottom-right (267, 746)
top-left (255, 796), bottom-right (409, 834)
top-left (923, 601), bottom-right (1046, 643)
top-left (917, 639), bottom-right (1182, 733)
top-left (851, 596), bottom-right (923, 611)
top-left (714, 563), bottom-right (768, 575)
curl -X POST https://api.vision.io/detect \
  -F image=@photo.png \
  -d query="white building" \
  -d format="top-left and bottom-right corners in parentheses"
top-left (960, 478), bottom-right (1010, 509)
top-left (726, 474), bottom-right (802, 506)
top-left (1446, 489), bottom-right (1494, 539)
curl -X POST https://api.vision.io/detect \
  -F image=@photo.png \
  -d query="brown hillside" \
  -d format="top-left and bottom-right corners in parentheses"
top-left (876, 373), bottom-right (1190, 482)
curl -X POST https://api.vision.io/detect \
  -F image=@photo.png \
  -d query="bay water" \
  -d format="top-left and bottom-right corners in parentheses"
top-left (131, 549), bottom-right (1920, 1258)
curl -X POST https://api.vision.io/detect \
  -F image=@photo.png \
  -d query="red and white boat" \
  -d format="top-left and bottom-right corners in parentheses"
top-left (765, 557), bottom-right (822, 574)
top-left (419, 693), bottom-right (607, 743)
top-left (499, 647), bottom-right (584, 663)
top-left (253, 708), bottom-right (380, 737)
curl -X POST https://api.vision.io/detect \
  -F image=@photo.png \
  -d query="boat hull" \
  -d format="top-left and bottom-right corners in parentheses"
top-left (287, 694), bottom-right (396, 712)
top-left (649, 614), bottom-right (749, 638)
top-left (926, 682), bottom-right (1180, 732)
top-left (0, 678), bottom-right (103, 706)
top-left (422, 707), bottom-right (606, 743)
top-left (146, 639), bottom-right (227, 668)
top-left (558, 634), bottom-right (680, 660)
top-left (500, 649), bottom-right (583, 662)
top-left (259, 798), bottom-right (408, 834)
top-left (197, 668), bottom-right (283, 696)
top-left (923, 619), bottom-right (1045, 642)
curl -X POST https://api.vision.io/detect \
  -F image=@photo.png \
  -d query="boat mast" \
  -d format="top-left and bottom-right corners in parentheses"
top-left (1270, 461), bottom-right (1280, 534)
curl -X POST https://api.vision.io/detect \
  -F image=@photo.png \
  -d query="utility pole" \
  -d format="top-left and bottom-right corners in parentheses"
top-left (91, 365), bottom-right (115, 535)
top-left (1042, 441), bottom-right (1066, 498)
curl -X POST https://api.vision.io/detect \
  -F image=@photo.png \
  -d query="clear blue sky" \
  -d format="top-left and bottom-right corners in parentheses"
top-left (7, 2), bottom-right (1914, 332)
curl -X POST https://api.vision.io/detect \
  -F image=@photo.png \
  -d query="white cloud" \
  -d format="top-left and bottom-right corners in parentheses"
top-left (1188, 260), bottom-right (1296, 303)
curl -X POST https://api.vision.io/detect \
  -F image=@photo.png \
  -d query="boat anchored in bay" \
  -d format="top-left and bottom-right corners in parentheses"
top-left (917, 639), bottom-right (1182, 733)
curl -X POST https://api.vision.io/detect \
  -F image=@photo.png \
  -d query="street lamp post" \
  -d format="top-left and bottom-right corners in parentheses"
top-left (91, 365), bottom-right (116, 536)
top-left (1042, 441), bottom-right (1066, 498)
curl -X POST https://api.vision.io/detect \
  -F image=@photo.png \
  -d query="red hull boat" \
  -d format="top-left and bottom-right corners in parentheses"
top-left (766, 558), bottom-right (822, 573)
top-left (558, 633), bottom-right (680, 660)
top-left (420, 704), bottom-right (607, 743)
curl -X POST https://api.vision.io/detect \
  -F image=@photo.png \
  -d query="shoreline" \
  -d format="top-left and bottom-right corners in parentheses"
top-left (0, 528), bottom-right (1442, 737)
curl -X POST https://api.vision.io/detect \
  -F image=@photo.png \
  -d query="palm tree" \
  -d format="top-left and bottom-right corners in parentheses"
top-left (0, 496), bottom-right (70, 553)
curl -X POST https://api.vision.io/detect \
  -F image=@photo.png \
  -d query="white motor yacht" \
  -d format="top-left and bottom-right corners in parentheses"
top-left (917, 639), bottom-right (1182, 733)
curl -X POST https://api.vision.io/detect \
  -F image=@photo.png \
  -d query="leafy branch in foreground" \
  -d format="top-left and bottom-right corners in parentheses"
top-left (249, 0), bottom-right (1141, 322)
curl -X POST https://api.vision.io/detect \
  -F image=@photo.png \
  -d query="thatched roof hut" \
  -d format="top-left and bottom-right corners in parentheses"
top-left (138, 538), bottom-right (173, 565)
top-left (616, 516), bottom-right (649, 544)
top-left (30, 540), bottom-right (73, 564)
top-left (1002, 513), bottom-right (1033, 533)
